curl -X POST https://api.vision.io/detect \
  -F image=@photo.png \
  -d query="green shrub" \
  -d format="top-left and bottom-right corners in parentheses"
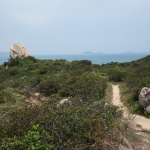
top-left (144, 111), bottom-right (150, 118)
top-left (79, 60), bottom-right (92, 65)
top-left (138, 77), bottom-right (150, 89)
top-left (38, 100), bottom-right (122, 149)
top-left (29, 77), bottom-right (41, 88)
top-left (38, 67), bottom-right (48, 74)
top-left (2, 106), bottom-right (41, 138)
top-left (59, 72), bottom-right (107, 101)
top-left (107, 68), bottom-right (124, 82)
top-left (39, 78), bottom-right (59, 96)
top-left (25, 56), bottom-right (37, 63)
top-left (59, 75), bottom-right (79, 97)
top-left (0, 91), bottom-right (16, 104)
top-left (8, 57), bottom-right (21, 66)
top-left (130, 101), bottom-right (142, 114)
top-left (75, 72), bottom-right (107, 101)
top-left (0, 125), bottom-right (46, 150)
top-left (11, 80), bottom-right (22, 88)
top-left (9, 68), bottom-right (19, 75)
top-left (3, 62), bottom-right (8, 67)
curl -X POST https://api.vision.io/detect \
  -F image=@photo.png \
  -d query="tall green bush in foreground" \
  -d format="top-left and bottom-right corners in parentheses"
top-left (0, 100), bottom-right (123, 150)
top-left (0, 125), bottom-right (46, 150)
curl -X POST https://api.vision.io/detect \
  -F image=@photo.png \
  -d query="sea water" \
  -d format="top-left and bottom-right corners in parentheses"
top-left (0, 54), bottom-right (149, 65)
top-left (34, 54), bottom-right (149, 64)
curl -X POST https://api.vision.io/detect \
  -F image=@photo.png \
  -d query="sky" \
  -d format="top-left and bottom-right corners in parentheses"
top-left (0, 0), bottom-right (150, 55)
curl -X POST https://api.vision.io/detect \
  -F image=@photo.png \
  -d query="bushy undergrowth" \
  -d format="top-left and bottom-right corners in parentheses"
top-left (119, 83), bottom-right (144, 115)
top-left (1, 55), bottom-right (149, 148)
top-left (122, 56), bottom-right (150, 115)
top-left (0, 99), bottom-right (123, 149)
top-left (100, 55), bottom-right (150, 115)
top-left (0, 57), bottom-right (107, 101)
top-left (125, 56), bottom-right (150, 99)
top-left (0, 125), bottom-right (46, 150)
top-left (0, 57), bottom-right (127, 149)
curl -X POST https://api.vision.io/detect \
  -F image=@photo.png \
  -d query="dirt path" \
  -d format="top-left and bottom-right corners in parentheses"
top-left (112, 84), bottom-right (150, 149)
top-left (111, 84), bottom-right (150, 131)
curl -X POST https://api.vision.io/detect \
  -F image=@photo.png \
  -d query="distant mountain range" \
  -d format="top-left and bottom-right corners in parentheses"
top-left (0, 51), bottom-right (149, 57)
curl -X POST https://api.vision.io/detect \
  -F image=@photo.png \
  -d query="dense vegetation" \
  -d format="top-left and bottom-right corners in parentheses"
top-left (99, 55), bottom-right (150, 115)
top-left (0, 55), bottom-right (149, 149)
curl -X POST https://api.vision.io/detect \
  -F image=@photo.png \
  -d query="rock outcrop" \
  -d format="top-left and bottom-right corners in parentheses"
top-left (10, 42), bottom-right (30, 59)
top-left (57, 98), bottom-right (72, 107)
top-left (139, 87), bottom-right (150, 113)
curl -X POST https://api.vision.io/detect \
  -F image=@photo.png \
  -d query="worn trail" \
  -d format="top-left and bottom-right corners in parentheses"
top-left (111, 84), bottom-right (150, 149)
top-left (111, 84), bottom-right (150, 130)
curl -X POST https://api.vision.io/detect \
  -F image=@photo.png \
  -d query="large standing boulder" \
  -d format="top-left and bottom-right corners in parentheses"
top-left (139, 87), bottom-right (150, 113)
top-left (10, 42), bottom-right (30, 59)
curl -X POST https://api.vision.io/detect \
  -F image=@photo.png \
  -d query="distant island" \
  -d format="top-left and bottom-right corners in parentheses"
top-left (0, 51), bottom-right (149, 57)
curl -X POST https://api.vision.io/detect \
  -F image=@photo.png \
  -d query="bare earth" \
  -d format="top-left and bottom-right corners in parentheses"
top-left (111, 84), bottom-right (150, 150)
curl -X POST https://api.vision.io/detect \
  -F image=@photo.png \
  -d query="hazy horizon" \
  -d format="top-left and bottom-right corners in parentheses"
top-left (0, 50), bottom-right (150, 56)
top-left (0, 0), bottom-right (150, 55)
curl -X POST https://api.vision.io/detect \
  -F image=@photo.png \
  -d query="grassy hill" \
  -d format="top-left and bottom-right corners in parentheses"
top-left (99, 55), bottom-right (150, 114)
top-left (0, 55), bottom-right (149, 149)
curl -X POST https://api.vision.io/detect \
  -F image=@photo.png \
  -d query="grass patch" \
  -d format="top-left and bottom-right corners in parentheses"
top-left (141, 129), bottom-right (150, 134)
top-left (102, 83), bottom-right (113, 103)
top-left (119, 83), bottom-right (143, 115)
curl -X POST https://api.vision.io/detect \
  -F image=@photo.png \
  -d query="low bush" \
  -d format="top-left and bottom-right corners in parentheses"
top-left (38, 67), bottom-right (48, 74)
top-left (0, 98), bottom-right (123, 149)
top-left (107, 68), bottom-right (124, 82)
top-left (8, 57), bottom-right (21, 66)
top-left (0, 91), bottom-right (16, 104)
top-left (59, 72), bottom-right (107, 101)
top-left (79, 60), bottom-right (92, 65)
top-left (39, 78), bottom-right (59, 96)
top-left (38, 101), bottom-right (122, 149)
top-left (9, 68), bottom-right (19, 75)
top-left (0, 125), bottom-right (46, 150)
top-left (130, 101), bottom-right (142, 114)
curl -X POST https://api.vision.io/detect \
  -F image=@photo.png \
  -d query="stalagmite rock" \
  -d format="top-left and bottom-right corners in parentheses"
top-left (139, 87), bottom-right (150, 113)
top-left (10, 42), bottom-right (30, 59)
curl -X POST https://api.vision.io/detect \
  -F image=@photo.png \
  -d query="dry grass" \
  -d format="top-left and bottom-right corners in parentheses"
top-left (118, 82), bottom-right (132, 108)
top-left (102, 83), bottom-right (113, 103)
